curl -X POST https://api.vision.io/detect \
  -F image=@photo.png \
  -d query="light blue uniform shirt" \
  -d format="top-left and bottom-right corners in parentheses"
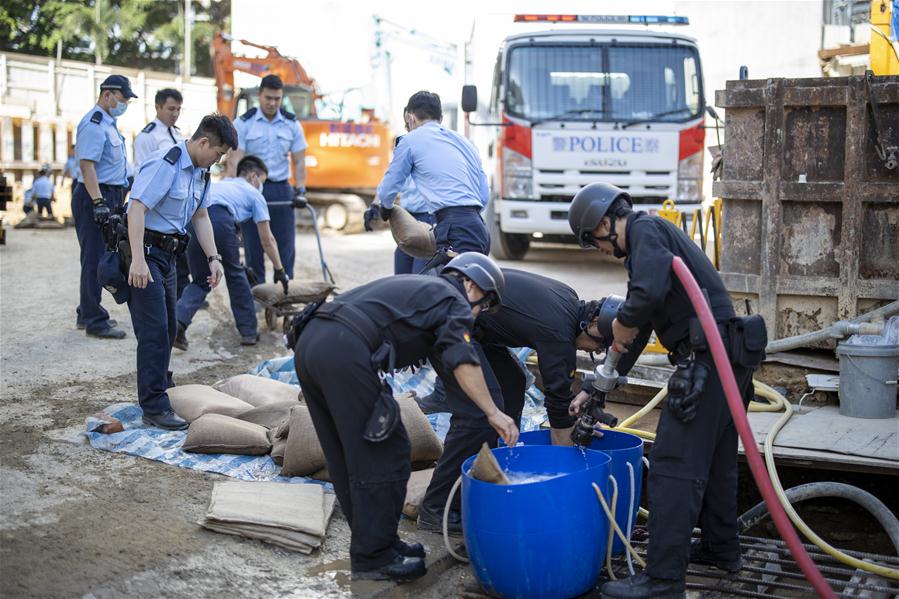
top-left (32, 175), bottom-right (54, 199)
top-left (376, 122), bottom-right (488, 211)
top-left (397, 178), bottom-right (430, 214)
top-left (208, 177), bottom-right (271, 224)
top-left (129, 142), bottom-right (210, 235)
top-left (233, 108), bottom-right (307, 182)
top-left (75, 105), bottom-right (128, 186)
top-left (64, 156), bottom-right (81, 181)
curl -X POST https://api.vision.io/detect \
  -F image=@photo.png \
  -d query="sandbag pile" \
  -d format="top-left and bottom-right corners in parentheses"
top-left (199, 480), bottom-right (336, 553)
top-left (278, 391), bottom-right (444, 478)
top-left (173, 378), bottom-right (444, 481)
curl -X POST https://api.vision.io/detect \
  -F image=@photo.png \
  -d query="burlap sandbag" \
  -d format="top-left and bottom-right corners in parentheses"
top-left (269, 427), bottom-right (288, 466)
top-left (281, 405), bottom-right (327, 477)
top-left (403, 468), bottom-right (435, 519)
top-left (252, 280), bottom-right (334, 306)
top-left (236, 401), bottom-right (297, 430)
top-left (183, 414), bottom-right (272, 455)
top-left (169, 385), bottom-right (254, 423)
top-left (213, 374), bottom-right (302, 407)
top-left (389, 205), bottom-right (436, 259)
top-left (280, 393), bottom-right (443, 477)
top-left (471, 442), bottom-right (510, 484)
top-left (397, 392), bottom-right (444, 464)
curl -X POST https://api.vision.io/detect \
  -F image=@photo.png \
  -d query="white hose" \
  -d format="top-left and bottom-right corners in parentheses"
top-left (625, 462), bottom-right (637, 576)
top-left (444, 475), bottom-right (468, 563)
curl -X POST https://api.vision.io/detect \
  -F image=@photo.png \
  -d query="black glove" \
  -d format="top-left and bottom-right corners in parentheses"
top-left (93, 200), bottom-right (110, 225)
top-left (273, 267), bottom-right (290, 295)
top-left (293, 187), bottom-right (307, 208)
top-left (379, 204), bottom-right (393, 221)
top-left (244, 265), bottom-right (258, 287)
top-left (363, 203), bottom-right (380, 232)
top-left (667, 360), bottom-right (709, 423)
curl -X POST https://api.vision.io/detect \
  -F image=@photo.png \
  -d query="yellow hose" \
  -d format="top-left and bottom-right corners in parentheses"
top-left (753, 381), bottom-right (899, 580)
top-left (614, 379), bottom-right (899, 580)
top-left (605, 475), bottom-right (619, 580)
top-left (593, 480), bottom-right (647, 569)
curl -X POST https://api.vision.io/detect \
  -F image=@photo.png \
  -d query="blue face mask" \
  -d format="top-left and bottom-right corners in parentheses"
top-left (109, 99), bottom-right (128, 118)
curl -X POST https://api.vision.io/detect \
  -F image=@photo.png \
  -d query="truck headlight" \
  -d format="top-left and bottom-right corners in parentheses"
top-left (502, 147), bottom-right (534, 199)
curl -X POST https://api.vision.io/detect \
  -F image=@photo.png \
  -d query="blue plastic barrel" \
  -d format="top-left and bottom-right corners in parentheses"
top-left (511, 429), bottom-right (644, 555)
top-left (462, 445), bottom-right (611, 599)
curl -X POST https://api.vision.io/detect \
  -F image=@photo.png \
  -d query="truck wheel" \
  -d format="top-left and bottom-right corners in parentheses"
top-left (324, 202), bottom-right (349, 231)
top-left (492, 232), bottom-right (530, 260)
top-left (486, 199), bottom-right (530, 260)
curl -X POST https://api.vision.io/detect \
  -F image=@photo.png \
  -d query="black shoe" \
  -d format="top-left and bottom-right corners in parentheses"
top-left (240, 333), bottom-right (260, 346)
top-left (600, 573), bottom-right (685, 599)
top-left (77, 314), bottom-right (117, 330)
top-left (173, 322), bottom-right (189, 351)
top-left (352, 555), bottom-right (426, 583)
top-left (393, 539), bottom-right (426, 558)
top-left (414, 391), bottom-right (450, 414)
top-left (86, 326), bottom-right (126, 339)
top-left (417, 508), bottom-right (462, 535)
top-left (142, 410), bottom-right (189, 431)
top-left (689, 539), bottom-right (742, 573)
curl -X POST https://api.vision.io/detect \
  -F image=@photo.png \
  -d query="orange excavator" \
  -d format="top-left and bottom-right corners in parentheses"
top-left (212, 32), bottom-right (391, 232)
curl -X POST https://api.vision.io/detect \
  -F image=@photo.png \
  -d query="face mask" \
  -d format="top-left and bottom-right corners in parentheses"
top-left (109, 99), bottom-right (128, 118)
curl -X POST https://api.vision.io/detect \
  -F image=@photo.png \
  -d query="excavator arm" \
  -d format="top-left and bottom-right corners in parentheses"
top-left (213, 32), bottom-right (319, 118)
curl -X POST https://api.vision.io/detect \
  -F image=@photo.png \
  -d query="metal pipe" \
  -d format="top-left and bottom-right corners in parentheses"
top-left (765, 299), bottom-right (899, 354)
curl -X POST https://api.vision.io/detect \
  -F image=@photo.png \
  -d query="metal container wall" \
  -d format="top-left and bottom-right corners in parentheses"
top-left (713, 76), bottom-right (899, 345)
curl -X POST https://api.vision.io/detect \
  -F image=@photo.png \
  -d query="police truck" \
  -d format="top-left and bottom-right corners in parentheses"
top-left (462, 14), bottom-right (706, 259)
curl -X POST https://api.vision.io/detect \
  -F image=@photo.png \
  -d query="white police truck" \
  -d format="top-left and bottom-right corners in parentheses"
top-left (462, 14), bottom-right (707, 259)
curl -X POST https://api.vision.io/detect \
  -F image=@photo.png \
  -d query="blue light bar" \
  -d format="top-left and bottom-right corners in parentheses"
top-left (514, 14), bottom-right (690, 26)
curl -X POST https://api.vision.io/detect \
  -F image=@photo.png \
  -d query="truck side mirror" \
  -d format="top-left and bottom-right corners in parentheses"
top-left (462, 85), bottom-right (478, 113)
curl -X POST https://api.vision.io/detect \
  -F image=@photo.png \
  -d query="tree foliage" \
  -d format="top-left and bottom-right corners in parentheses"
top-left (0, 0), bottom-right (230, 77)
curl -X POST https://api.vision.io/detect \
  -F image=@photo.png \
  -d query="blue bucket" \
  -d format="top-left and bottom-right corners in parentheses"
top-left (462, 445), bottom-right (611, 599)
top-left (511, 429), bottom-right (644, 555)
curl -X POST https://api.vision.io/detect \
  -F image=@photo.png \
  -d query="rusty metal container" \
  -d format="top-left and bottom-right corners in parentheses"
top-left (713, 76), bottom-right (899, 345)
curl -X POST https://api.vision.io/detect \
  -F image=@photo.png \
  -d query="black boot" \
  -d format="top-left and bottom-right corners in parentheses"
top-left (173, 322), bottom-right (189, 351)
top-left (600, 572), bottom-right (685, 599)
top-left (689, 539), bottom-right (742, 573)
top-left (417, 507), bottom-right (461, 535)
top-left (351, 555), bottom-right (426, 583)
top-left (393, 539), bottom-right (425, 558)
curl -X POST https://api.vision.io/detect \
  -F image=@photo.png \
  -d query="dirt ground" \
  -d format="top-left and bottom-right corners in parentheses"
top-left (0, 224), bottom-right (630, 598)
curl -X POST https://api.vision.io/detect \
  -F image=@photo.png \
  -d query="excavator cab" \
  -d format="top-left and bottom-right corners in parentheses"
top-left (235, 85), bottom-right (315, 119)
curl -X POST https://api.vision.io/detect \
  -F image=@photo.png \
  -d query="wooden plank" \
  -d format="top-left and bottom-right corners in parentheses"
top-left (817, 44), bottom-right (869, 61)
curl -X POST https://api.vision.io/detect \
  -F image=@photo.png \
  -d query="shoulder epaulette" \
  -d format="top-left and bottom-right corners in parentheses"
top-left (240, 107), bottom-right (258, 121)
top-left (280, 107), bottom-right (297, 121)
top-left (90, 111), bottom-right (103, 124)
top-left (141, 122), bottom-right (156, 133)
top-left (163, 146), bottom-right (182, 165)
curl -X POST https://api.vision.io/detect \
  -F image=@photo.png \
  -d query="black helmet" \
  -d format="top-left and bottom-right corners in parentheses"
top-left (442, 253), bottom-right (505, 314)
top-left (568, 183), bottom-right (632, 248)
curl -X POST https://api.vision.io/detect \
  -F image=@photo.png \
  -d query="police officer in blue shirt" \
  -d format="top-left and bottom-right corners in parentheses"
top-left (174, 155), bottom-right (289, 351)
top-left (393, 177), bottom-right (434, 274)
top-left (368, 91), bottom-right (490, 257)
top-left (63, 146), bottom-right (81, 185)
top-left (32, 165), bottom-right (55, 218)
top-left (126, 114), bottom-right (238, 430)
top-left (228, 74), bottom-right (307, 283)
top-left (73, 74), bottom-right (135, 339)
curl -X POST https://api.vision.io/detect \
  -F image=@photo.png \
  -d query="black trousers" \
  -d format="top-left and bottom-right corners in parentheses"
top-left (420, 344), bottom-right (527, 516)
top-left (645, 349), bottom-right (754, 581)
top-left (294, 319), bottom-right (411, 571)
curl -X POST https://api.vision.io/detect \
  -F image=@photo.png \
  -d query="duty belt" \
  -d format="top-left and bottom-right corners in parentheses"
top-left (670, 321), bottom-right (730, 364)
top-left (144, 229), bottom-right (190, 255)
top-left (314, 302), bottom-right (382, 353)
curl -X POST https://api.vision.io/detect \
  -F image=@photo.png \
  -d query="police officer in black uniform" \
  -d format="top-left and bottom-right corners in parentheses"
top-left (291, 253), bottom-right (518, 583)
top-left (568, 183), bottom-right (766, 599)
top-left (416, 269), bottom-right (628, 533)
top-left (476, 270), bottom-right (632, 443)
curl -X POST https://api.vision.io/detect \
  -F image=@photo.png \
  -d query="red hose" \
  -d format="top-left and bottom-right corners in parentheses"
top-left (670, 256), bottom-right (836, 599)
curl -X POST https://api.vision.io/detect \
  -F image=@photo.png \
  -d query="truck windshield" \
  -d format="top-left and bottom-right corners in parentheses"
top-left (505, 43), bottom-right (702, 123)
